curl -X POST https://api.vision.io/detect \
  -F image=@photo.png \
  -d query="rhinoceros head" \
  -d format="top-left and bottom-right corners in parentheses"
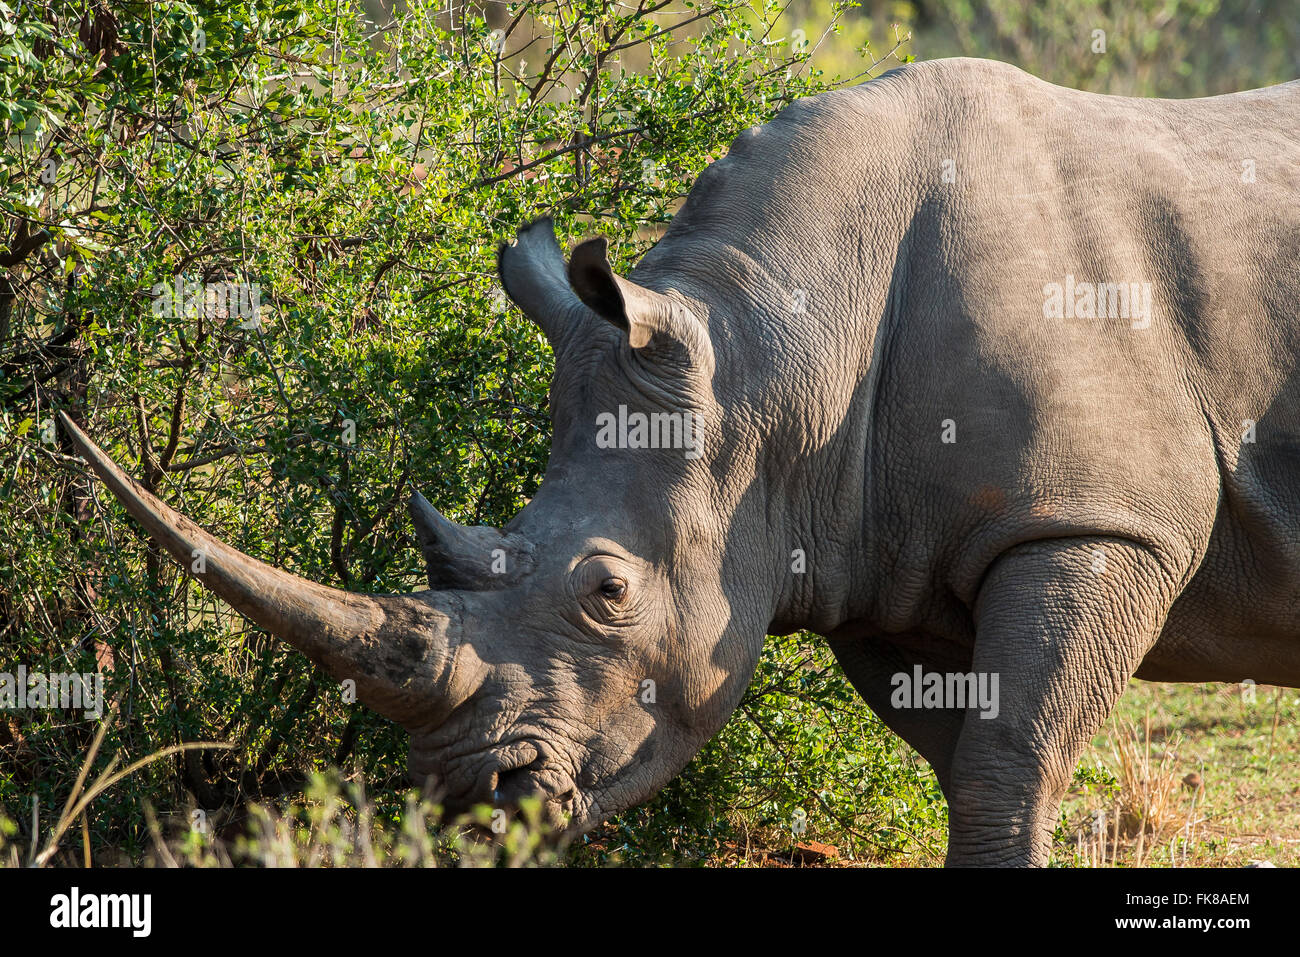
top-left (63, 218), bottom-right (776, 834)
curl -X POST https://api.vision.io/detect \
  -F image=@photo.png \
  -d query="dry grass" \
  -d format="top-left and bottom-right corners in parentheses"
top-left (1070, 714), bottom-right (1184, 867)
top-left (1112, 715), bottom-right (1185, 833)
top-left (0, 700), bottom-right (563, 868)
top-left (1061, 681), bottom-right (1299, 868)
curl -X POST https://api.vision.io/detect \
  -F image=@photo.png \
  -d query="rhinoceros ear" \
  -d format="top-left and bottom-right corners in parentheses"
top-left (567, 236), bottom-right (702, 354)
top-left (498, 217), bottom-right (584, 349)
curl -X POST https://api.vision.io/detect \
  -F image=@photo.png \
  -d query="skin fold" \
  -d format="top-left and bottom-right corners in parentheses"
top-left (64, 58), bottom-right (1300, 866)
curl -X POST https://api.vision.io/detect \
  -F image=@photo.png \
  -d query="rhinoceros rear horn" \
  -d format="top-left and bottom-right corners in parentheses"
top-left (58, 412), bottom-right (462, 726)
top-left (407, 490), bottom-right (532, 589)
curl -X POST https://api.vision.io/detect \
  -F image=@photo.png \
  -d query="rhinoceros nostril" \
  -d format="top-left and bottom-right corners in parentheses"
top-left (494, 761), bottom-right (543, 801)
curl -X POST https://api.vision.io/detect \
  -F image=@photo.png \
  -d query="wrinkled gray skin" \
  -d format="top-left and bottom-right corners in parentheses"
top-left (64, 58), bottom-right (1300, 866)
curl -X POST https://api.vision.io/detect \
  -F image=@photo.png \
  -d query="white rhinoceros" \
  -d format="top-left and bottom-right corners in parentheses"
top-left (62, 57), bottom-right (1300, 865)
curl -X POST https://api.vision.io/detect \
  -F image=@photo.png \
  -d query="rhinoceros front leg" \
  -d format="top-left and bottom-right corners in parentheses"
top-left (943, 537), bottom-right (1182, 867)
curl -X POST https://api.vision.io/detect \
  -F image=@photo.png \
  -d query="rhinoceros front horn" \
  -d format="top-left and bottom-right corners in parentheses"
top-left (58, 412), bottom-right (464, 727)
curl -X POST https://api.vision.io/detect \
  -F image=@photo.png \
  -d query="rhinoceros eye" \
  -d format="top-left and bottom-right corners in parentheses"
top-left (574, 556), bottom-right (637, 624)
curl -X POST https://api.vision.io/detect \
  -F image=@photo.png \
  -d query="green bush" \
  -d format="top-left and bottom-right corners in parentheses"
top-left (0, 0), bottom-right (943, 866)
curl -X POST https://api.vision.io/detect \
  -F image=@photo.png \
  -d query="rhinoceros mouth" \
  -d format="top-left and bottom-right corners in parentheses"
top-left (491, 742), bottom-right (578, 815)
top-left (437, 737), bottom-right (578, 825)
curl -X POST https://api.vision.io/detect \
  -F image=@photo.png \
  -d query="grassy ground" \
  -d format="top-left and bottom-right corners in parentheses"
top-left (1055, 680), bottom-right (1300, 868)
top-left (7, 680), bottom-right (1295, 868)
top-left (707, 680), bottom-right (1300, 868)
